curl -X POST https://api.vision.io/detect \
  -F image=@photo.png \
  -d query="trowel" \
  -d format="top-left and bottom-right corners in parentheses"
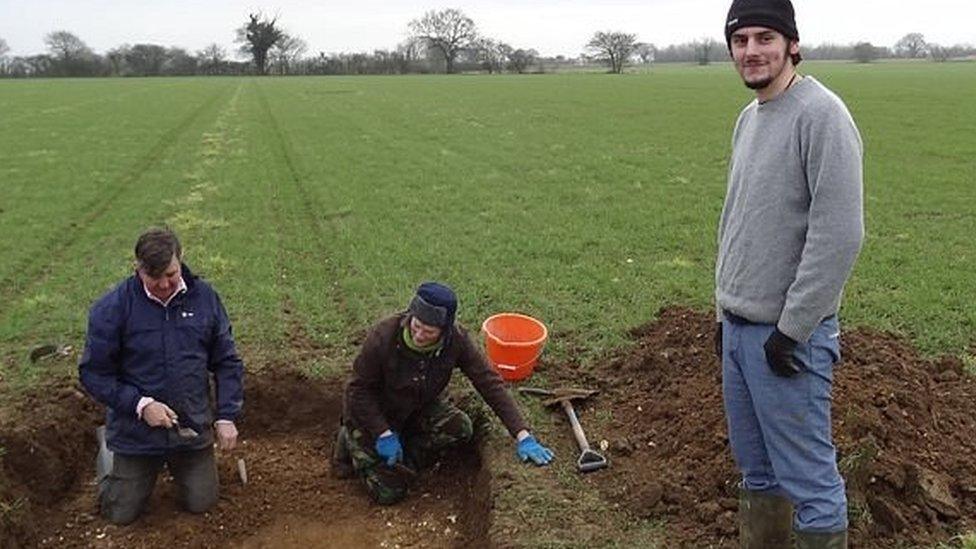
top-left (94, 419), bottom-right (198, 482)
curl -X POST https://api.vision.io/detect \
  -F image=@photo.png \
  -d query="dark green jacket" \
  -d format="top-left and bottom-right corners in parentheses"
top-left (344, 313), bottom-right (528, 441)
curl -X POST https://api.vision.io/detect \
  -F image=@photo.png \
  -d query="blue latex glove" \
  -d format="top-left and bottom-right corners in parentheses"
top-left (375, 432), bottom-right (403, 466)
top-left (517, 435), bottom-right (554, 466)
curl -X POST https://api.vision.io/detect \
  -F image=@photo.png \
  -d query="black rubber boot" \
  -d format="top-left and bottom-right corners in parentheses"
top-left (794, 529), bottom-right (847, 549)
top-left (331, 426), bottom-right (355, 479)
top-left (739, 488), bottom-right (793, 549)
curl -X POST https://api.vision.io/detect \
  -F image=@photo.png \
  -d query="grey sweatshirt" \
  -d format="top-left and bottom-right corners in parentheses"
top-left (716, 76), bottom-right (864, 343)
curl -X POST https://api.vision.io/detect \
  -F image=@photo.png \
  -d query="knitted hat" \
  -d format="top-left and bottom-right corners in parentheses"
top-left (724, 0), bottom-right (799, 49)
top-left (408, 282), bottom-right (458, 329)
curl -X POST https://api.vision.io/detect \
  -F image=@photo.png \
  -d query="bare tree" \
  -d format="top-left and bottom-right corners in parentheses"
top-left (586, 31), bottom-right (638, 74)
top-left (0, 37), bottom-right (9, 75)
top-left (409, 9), bottom-right (477, 74)
top-left (236, 13), bottom-right (284, 74)
top-left (927, 43), bottom-right (949, 62)
top-left (44, 31), bottom-right (88, 60)
top-left (695, 37), bottom-right (718, 65)
top-left (44, 30), bottom-right (96, 76)
top-left (270, 34), bottom-right (307, 75)
top-left (368, 49), bottom-right (394, 74)
top-left (395, 37), bottom-right (427, 73)
top-left (853, 42), bottom-right (878, 63)
top-left (22, 55), bottom-right (55, 76)
top-left (507, 48), bottom-right (538, 74)
top-left (125, 44), bottom-right (168, 76)
top-left (655, 42), bottom-right (699, 63)
top-left (634, 42), bottom-right (657, 64)
top-left (398, 37), bottom-right (426, 61)
top-left (894, 33), bottom-right (927, 58)
top-left (164, 48), bottom-right (198, 75)
top-left (948, 44), bottom-right (976, 58)
top-left (197, 43), bottom-right (226, 75)
top-left (105, 45), bottom-right (128, 75)
top-left (474, 38), bottom-right (509, 74)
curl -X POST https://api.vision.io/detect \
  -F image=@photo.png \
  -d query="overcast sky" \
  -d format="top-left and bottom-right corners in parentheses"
top-left (1, 0), bottom-right (973, 58)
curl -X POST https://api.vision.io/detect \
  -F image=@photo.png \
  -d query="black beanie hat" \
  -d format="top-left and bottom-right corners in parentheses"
top-left (408, 282), bottom-right (458, 329)
top-left (724, 0), bottom-right (799, 49)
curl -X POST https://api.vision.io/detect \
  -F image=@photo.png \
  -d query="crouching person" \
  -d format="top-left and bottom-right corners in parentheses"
top-left (332, 282), bottom-right (553, 504)
top-left (79, 228), bottom-right (244, 525)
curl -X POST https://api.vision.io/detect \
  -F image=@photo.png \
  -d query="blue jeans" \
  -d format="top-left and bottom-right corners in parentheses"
top-left (722, 313), bottom-right (847, 533)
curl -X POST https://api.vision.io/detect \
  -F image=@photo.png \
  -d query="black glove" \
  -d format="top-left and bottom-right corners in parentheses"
top-left (714, 322), bottom-right (723, 361)
top-left (764, 329), bottom-right (802, 377)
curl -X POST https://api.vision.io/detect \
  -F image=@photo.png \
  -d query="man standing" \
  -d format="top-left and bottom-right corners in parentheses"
top-left (715, 1), bottom-right (864, 547)
top-left (80, 228), bottom-right (244, 524)
top-left (333, 282), bottom-right (554, 504)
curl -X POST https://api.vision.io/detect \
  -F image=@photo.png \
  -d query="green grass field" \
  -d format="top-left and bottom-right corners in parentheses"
top-left (0, 61), bottom-right (974, 387)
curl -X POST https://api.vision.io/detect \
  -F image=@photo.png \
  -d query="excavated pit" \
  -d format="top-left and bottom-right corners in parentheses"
top-left (0, 369), bottom-right (491, 548)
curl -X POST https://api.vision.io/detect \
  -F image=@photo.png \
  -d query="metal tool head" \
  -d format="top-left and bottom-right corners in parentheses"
top-left (540, 389), bottom-right (599, 408)
top-left (577, 448), bottom-right (608, 473)
top-left (176, 426), bottom-right (199, 438)
top-left (29, 344), bottom-right (59, 363)
top-left (172, 419), bottom-right (199, 439)
top-left (518, 387), bottom-right (599, 407)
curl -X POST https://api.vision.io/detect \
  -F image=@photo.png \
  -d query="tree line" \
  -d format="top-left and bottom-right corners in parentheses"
top-left (0, 10), bottom-right (972, 78)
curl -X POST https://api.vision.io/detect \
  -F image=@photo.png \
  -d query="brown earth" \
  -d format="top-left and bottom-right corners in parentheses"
top-left (3, 306), bottom-right (975, 548)
top-left (0, 369), bottom-right (490, 548)
top-left (553, 307), bottom-right (976, 548)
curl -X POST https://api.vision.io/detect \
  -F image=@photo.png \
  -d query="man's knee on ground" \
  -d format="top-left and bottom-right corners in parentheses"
top-left (170, 446), bottom-right (219, 514)
top-left (99, 491), bottom-right (145, 525)
top-left (181, 487), bottom-right (219, 514)
top-left (101, 504), bottom-right (143, 526)
top-left (99, 473), bottom-right (153, 526)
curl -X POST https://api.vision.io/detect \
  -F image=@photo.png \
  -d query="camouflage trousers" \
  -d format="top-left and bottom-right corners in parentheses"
top-left (336, 399), bottom-right (473, 505)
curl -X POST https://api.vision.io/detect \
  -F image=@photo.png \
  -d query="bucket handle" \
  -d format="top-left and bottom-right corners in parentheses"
top-left (494, 348), bottom-right (545, 372)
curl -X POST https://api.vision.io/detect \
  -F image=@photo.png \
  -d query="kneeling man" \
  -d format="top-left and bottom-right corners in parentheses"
top-left (333, 282), bottom-right (553, 504)
top-left (79, 228), bottom-right (244, 524)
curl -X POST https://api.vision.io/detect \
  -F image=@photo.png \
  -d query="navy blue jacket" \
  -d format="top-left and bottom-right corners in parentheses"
top-left (79, 264), bottom-right (244, 455)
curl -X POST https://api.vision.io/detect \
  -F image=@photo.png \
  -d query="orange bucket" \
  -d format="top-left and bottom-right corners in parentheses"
top-left (481, 313), bottom-right (548, 382)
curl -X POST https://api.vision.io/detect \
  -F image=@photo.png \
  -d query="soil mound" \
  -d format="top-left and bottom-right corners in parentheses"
top-left (584, 307), bottom-right (976, 547)
top-left (0, 381), bottom-right (102, 544)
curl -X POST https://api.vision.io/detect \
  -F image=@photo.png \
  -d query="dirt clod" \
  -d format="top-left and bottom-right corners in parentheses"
top-left (912, 466), bottom-right (960, 518)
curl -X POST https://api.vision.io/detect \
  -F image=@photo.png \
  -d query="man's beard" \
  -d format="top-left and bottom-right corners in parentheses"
top-left (739, 44), bottom-right (791, 91)
top-left (743, 76), bottom-right (774, 90)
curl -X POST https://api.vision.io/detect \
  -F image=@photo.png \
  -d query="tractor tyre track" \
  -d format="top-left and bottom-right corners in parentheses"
top-left (250, 90), bottom-right (336, 370)
top-left (254, 84), bottom-right (352, 334)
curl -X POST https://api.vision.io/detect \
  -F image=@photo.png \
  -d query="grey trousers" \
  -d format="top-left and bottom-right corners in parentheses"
top-left (98, 446), bottom-right (218, 525)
